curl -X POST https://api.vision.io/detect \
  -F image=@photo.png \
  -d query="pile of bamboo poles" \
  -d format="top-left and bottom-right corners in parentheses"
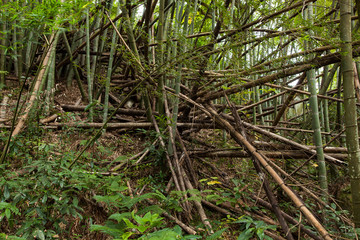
top-left (2, 0), bottom-right (360, 238)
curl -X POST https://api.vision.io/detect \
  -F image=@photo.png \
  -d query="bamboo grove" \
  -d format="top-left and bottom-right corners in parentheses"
top-left (1, 0), bottom-right (360, 239)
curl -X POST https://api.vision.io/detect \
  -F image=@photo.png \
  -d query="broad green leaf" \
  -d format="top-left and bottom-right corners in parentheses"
top-left (237, 228), bottom-right (254, 240)
top-left (5, 208), bottom-right (11, 219)
top-left (206, 228), bottom-right (228, 240)
top-left (4, 184), bottom-right (10, 199)
top-left (109, 212), bottom-right (132, 222)
top-left (123, 218), bottom-right (136, 229)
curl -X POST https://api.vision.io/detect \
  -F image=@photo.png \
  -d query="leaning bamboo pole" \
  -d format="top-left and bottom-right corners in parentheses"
top-left (173, 91), bottom-right (332, 239)
top-left (11, 34), bottom-right (56, 137)
top-left (204, 104), bottom-right (332, 240)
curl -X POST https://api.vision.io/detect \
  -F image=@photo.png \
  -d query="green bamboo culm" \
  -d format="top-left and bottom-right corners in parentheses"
top-left (44, 32), bottom-right (59, 115)
top-left (86, 8), bottom-right (94, 122)
top-left (305, 3), bottom-right (328, 199)
top-left (103, 5), bottom-right (120, 124)
top-left (0, 15), bottom-right (6, 89)
top-left (168, 0), bottom-right (184, 155)
top-left (61, 31), bottom-right (87, 100)
top-left (156, 0), bottom-right (166, 115)
top-left (340, 0), bottom-right (360, 227)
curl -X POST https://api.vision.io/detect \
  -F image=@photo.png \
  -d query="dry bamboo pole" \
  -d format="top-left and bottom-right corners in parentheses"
top-left (188, 23), bottom-right (359, 75)
top-left (0, 96), bottom-right (8, 121)
top-left (189, 150), bottom-right (347, 160)
top-left (226, 95), bottom-right (294, 240)
top-left (250, 125), bottom-right (339, 136)
top-left (176, 129), bottom-right (198, 188)
top-left (150, 114), bottom-right (182, 193)
top-left (239, 120), bottom-right (345, 166)
top-left (174, 90), bottom-right (333, 238)
top-left (61, 104), bottom-right (152, 116)
top-left (48, 122), bottom-right (211, 129)
top-left (163, 88), bottom-right (192, 215)
top-left (250, 195), bottom-right (321, 240)
top-left (267, 160), bottom-right (352, 226)
top-left (146, 199), bottom-right (197, 235)
top-left (202, 104), bottom-right (332, 240)
top-left (272, 73), bottom-right (306, 126)
top-left (264, 82), bottom-right (358, 105)
top-left (44, 35), bottom-right (57, 116)
top-left (181, 167), bottom-right (213, 234)
top-left (199, 47), bottom-right (360, 102)
top-left (11, 34), bottom-right (56, 137)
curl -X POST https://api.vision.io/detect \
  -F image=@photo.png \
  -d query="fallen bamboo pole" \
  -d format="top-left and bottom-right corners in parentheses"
top-left (47, 122), bottom-right (213, 129)
top-left (174, 90), bottom-right (333, 239)
top-left (189, 149), bottom-right (348, 160)
top-left (250, 195), bottom-right (321, 240)
top-left (203, 103), bottom-right (332, 240)
top-left (238, 119), bottom-right (346, 166)
top-left (61, 104), bottom-right (154, 116)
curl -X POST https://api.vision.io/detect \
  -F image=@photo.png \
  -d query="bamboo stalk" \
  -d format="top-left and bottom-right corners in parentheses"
top-left (86, 8), bottom-right (94, 121)
top-left (103, 5), bottom-right (120, 124)
top-left (0, 17), bottom-right (7, 89)
top-left (203, 104), bottom-right (332, 240)
top-left (11, 34), bottom-right (56, 138)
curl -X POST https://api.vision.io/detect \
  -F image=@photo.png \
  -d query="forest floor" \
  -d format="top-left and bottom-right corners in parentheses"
top-left (0, 77), bottom-right (355, 240)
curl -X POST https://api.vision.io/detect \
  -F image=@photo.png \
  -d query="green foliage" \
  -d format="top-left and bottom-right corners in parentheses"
top-left (319, 203), bottom-right (360, 238)
top-left (0, 233), bottom-right (25, 240)
top-left (233, 215), bottom-right (276, 240)
top-left (0, 129), bottom-right (121, 238)
top-left (91, 193), bottom-right (201, 240)
top-left (0, 202), bottom-right (20, 222)
top-left (94, 191), bottom-right (165, 210)
top-left (206, 228), bottom-right (228, 240)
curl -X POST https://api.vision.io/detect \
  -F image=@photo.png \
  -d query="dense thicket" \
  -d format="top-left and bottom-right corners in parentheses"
top-left (1, 0), bottom-right (360, 239)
